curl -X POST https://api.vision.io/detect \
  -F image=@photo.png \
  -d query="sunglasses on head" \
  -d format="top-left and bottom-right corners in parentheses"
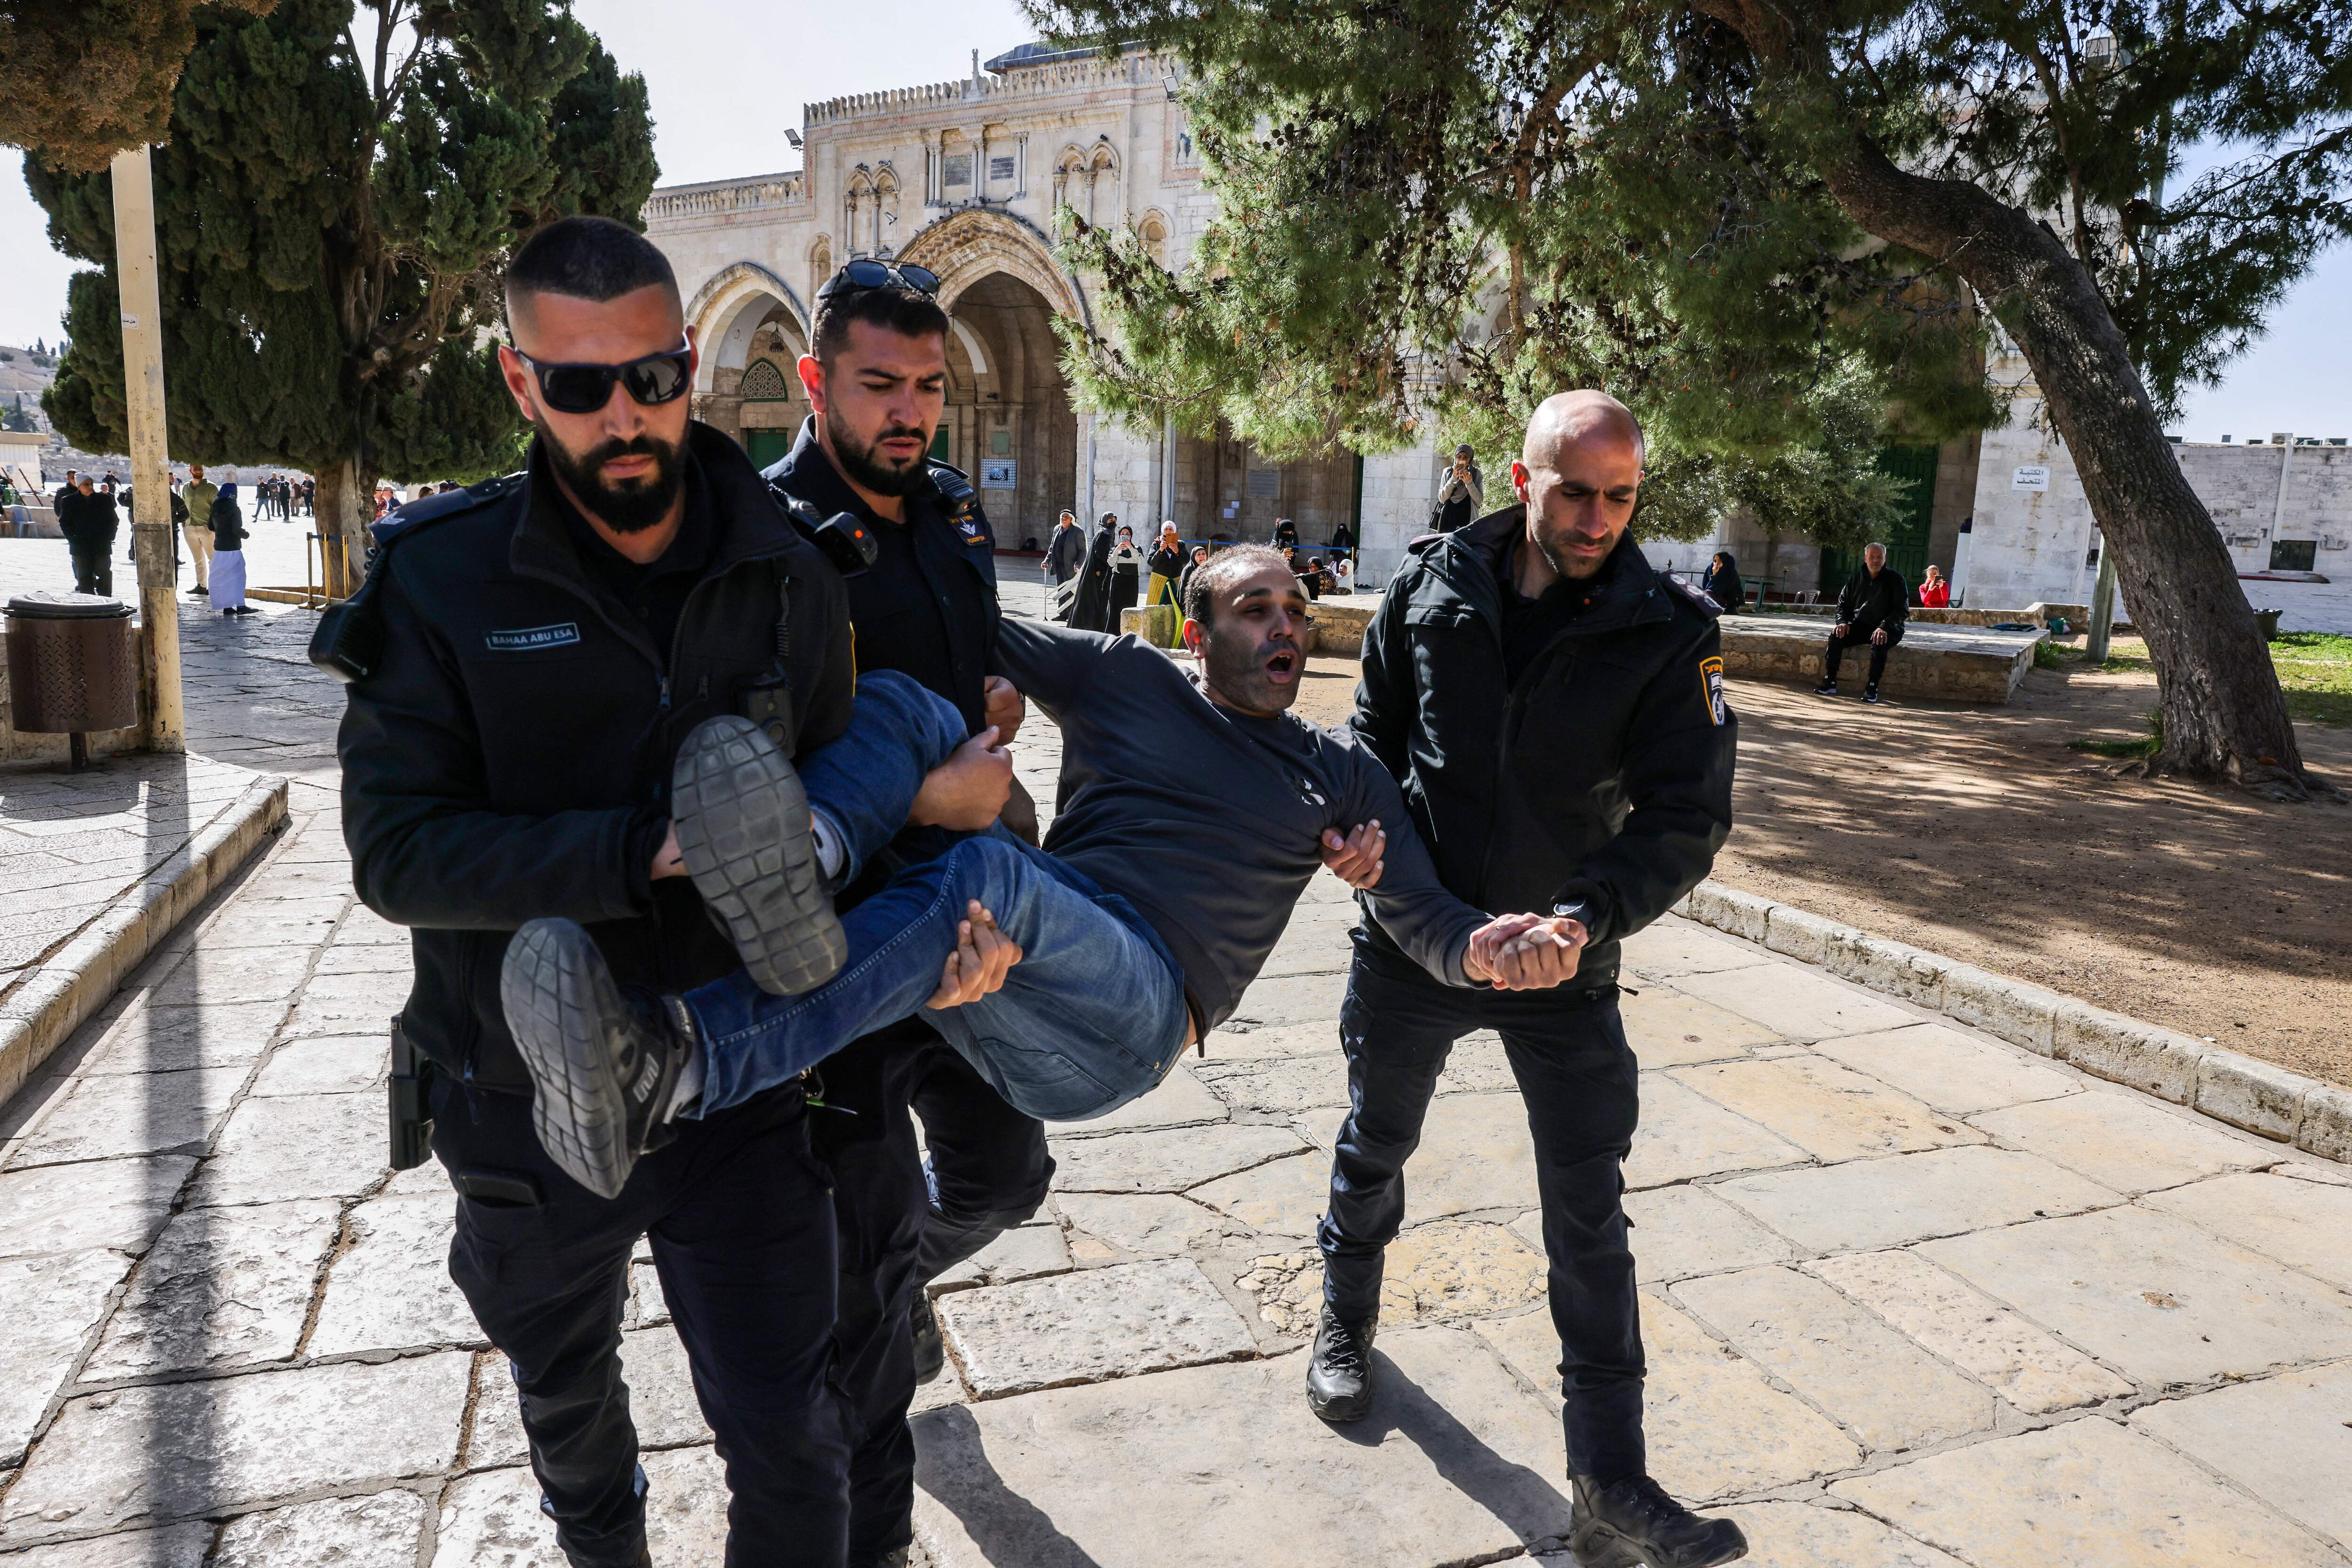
top-left (817, 259), bottom-right (941, 301)
top-left (513, 342), bottom-right (694, 415)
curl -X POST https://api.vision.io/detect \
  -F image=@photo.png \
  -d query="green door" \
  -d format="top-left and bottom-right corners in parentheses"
top-left (1820, 444), bottom-right (1937, 597)
top-left (742, 428), bottom-right (793, 472)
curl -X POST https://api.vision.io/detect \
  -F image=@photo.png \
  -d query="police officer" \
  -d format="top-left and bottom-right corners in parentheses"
top-left (763, 261), bottom-right (1050, 1568)
top-left (334, 216), bottom-right (870, 1567)
top-left (1310, 392), bottom-right (1746, 1568)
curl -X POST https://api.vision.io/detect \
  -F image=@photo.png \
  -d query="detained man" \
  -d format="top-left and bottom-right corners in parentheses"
top-left (498, 548), bottom-right (1589, 1202)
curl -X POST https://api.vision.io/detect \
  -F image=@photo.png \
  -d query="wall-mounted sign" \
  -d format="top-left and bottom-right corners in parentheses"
top-left (1246, 468), bottom-right (1281, 499)
top-left (989, 156), bottom-right (1017, 181)
top-left (2011, 465), bottom-right (2051, 491)
top-left (980, 458), bottom-right (1017, 489)
top-left (943, 154), bottom-right (973, 185)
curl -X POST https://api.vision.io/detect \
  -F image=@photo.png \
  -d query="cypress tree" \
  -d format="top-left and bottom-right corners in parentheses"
top-left (1043, 0), bottom-right (2349, 797)
top-left (0, 0), bottom-right (279, 174)
top-left (24, 0), bottom-right (656, 591)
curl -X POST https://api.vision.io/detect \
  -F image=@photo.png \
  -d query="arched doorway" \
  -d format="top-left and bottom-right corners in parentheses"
top-left (685, 264), bottom-right (811, 470)
top-left (938, 271), bottom-right (1077, 549)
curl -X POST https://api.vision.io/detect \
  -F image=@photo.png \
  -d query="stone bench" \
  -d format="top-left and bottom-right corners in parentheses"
top-left (1120, 597), bottom-right (1373, 656)
top-left (1718, 616), bottom-right (2045, 702)
top-left (1748, 604), bottom-right (2104, 630)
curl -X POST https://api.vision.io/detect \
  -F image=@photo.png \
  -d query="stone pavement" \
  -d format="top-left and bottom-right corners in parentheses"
top-left (2, 573), bottom-right (2349, 1566)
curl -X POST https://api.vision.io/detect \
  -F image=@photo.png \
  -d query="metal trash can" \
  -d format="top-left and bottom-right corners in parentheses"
top-left (2255, 607), bottom-right (2282, 642)
top-left (7, 591), bottom-right (138, 768)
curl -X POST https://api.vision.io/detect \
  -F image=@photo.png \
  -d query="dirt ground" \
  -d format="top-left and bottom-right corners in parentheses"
top-left (1279, 646), bottom-right (2352, 1090)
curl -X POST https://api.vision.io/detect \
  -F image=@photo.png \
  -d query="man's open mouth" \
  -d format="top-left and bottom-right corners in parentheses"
top-left (1265, 649), bottom-right (1298, 683)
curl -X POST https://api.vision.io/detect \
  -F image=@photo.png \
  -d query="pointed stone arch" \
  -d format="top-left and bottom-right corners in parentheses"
top-left (897, 207), bottom-right (1091, 334)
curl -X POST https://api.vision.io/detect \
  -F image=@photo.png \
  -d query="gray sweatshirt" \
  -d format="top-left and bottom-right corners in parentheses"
top-left (996, 618), bottom-right (1486, 1030)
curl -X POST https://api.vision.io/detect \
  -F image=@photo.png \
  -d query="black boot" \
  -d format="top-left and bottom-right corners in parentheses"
top-left (500, 918), bottom-right (694, 1199)
top-left (1569, 1474), bottom-right (1748, 1568)
top-left (672, 714), bottom-right (846, 996)
top-left (911, 1288), bottom-right (946, 1385)
top-left (1304, 1305), bottom-right (1377, 1422)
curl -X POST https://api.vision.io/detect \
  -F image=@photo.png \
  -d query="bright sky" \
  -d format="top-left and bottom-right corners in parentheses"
top-left (2, 0), bottom-right (2345, 441)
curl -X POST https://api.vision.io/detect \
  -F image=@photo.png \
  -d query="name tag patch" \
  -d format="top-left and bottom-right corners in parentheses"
top-left (1700, 655), bottom-right (1726, 725)
top-left (484, 622), bottom-right (581, 653)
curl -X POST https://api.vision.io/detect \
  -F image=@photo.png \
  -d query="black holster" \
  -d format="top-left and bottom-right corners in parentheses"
top-left (388, 1015), bottom-right (436, 1170)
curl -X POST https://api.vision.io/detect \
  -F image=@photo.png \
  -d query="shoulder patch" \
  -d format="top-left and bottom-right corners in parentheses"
top-left (1669, 575), bottom-right (1724, 618)
top-left (1700, 654), bottom-right (1727, 725)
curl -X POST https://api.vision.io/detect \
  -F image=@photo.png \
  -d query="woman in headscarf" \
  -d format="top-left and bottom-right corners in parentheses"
top-left (1065, 511), bottom-right (1120, 631)
top-left (1176, 542), bottom-right (1211, 616)
top-left (1146, 520), bottom-right (1184, 613)
top-left (1700, 549), bottom-right (1744, 614)
top-left (209, 482), bottom-right (256, 616)
top-left (1110, 524), bottom-right (1144, 614)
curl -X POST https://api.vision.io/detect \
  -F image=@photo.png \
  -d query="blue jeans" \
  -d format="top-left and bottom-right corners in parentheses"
top-left (683, 673), bottom-right (1191, 1124)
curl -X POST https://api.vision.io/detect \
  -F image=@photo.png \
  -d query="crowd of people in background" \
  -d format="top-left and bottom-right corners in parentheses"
top-left (1043, 506), bottom-right (1361, 634)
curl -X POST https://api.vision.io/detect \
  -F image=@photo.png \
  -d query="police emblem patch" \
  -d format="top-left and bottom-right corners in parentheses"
top-left (1700, 655), bottom-right (1726, 725)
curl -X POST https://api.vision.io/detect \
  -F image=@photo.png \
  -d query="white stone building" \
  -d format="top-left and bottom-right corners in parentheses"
top-left (641, 42), bottom-right (1441, 583)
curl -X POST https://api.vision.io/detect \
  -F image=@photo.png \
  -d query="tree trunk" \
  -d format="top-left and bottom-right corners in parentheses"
top-left (1811, 143), bottom-right (2326, 800)
top-left (313, 457), bottom-right (367, 600)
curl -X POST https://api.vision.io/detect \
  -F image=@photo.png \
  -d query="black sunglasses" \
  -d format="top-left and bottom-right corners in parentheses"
top-left (817, 259), bottom-right (941, 301)
top-left (513, 343), bottom-right (694, 415)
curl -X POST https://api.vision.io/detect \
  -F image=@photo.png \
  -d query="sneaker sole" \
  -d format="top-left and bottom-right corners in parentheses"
top-left (672, 716), bottom-right (845, 996)
top-left (1306, 1385), bottom-right (1372, 1423)
top-left (501, 919), bottom-right (639, 1200)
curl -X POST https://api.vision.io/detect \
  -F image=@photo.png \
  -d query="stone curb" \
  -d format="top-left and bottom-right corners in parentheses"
top-left (1674, 879), bottom-right (2349, 1167)
top-left (0, 768), bottom-right (289, 1106)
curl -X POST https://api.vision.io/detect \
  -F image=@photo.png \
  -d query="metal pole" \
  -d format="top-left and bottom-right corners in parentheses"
top-left (2086, 533), bottom-right (2118, 663)
top-left (109, 145), bottom-right (184, 755)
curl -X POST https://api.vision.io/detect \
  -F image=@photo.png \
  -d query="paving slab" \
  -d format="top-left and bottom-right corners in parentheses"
top-left (1972, 1088), bottom-right (2275, 1195)
top-left (1709, 1501), bottom-right (1969, 1568)
top-left (186, 899), bottom-right (344, 950)
top-left (2142, 1171), bottom-right (2352, 1290)
top-left (1192, 1051), bottom-right (1351, 1113)
top-left (2130, 1358), bottom-right (2352, 1551)
top-left (281, 966), bottom-right (415, 1038)
top-left (0, 1352), bottom-right (472, 1541)
top-left (1715, 1144), bottom-right (2117, 1254)
top-left (1196, 1019), bottom-right (1334, 1060)
top-left (1675, 1266), bottom-right (1995, 1452)
top-left (0, 1153), bottom-right (193, 1259)
top-left (932, 1220), bottom-right (1073, 1290)
top-left (1621, 987), bottom-right (1784, 1067)
top-left (82, 1197), bottom-right (342, 1377)
top-left (4, 1064), bottom-right (249, 1167)
top-left (1477, 1292), bottom-right (1861, 1501)
top-left (144, 944), bottom-right (317, 1007)
top-left (1672, 964), bottom-right (1921, 1042)
top-left (1226, 969), bottom-right (1351, 1027)
top-left (631, 1258), bottom-right (669, 1329)
top-left (465, 1352), bottom-right (529, 1470)
top-left (431, 1466), bottom-right (571, 1567)
top-left (1672, 1056), bottom-right (1980, 1162)
top-left (618, 1325), bottom-right (715, 1449)
top-left (1615, 1184), bottom-right (1797, 1282)
top-left (914, 1326), bottom-right (1573, 1568)
top-left (0, 1248), bottom-right (134, 1465)
top-left (935, 1258), bottom-right (1255, 1399)
top-left (1056, 1192), bottom-right (1236, 1258)
top-left (1623, 1074), bottom-right (1807, 1190)
top-left (80, 1001), bottom-right (285, 1075)
top-left (1811, 1249), bottom-right (2133, 1414)
top-left (188, 1090), bottom-right (386, 1205)
top-left (1048, 1122), bottom-right (1305, 1194)
top-left (1620, 919), bottom-right (1780, 980)
top-left (1293, 1090), bottom-right (1543, 1217)
top-left (1810, 1022), bottom-right (2079, 1116)
top-left (1921, 1206), bottom-right (2352, 1387)
top-left (1435, 1033), bottom-right (1518, 1093)
top-left (248, 1032), bottom-right (387, 1097)
top-left (1832, 1416), bottom-right (2345, 1568)
top-left (211, 1489), bottom-right (429, 1568)
top-left (0, 1522), bottom-right (214, 1568)
top-left (306, 1192), bottom-right (482, 1356)
top-left (1186, 1149), bottom-right (1330, 1236)
top-left (1051, 1060), bottom-right (1226, 1131)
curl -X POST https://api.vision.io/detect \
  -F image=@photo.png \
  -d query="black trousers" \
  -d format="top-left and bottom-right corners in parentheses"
top-left (1824, 623), bottom-right (1900, 685)
top-left (824, 1025), bottom-right (1054, 1562)
top-left (70, 543), bottom-right (112, 597)
top-left (434, 1076), bottom-right (852, 1568)
top-left (1317, 933), bottom-right (1645, 1481)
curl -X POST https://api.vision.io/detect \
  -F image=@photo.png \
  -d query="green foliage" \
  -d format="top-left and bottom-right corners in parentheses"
top-left (0, 0), bottom-right (279, 174)
top-left (24, 0), bottom-right (655, 485)
top-left (2068, 708), bottom-right (2165, 758)
top-left (2034, 637), bottom-right (2067, 670)
top-left (2270, 632), bottom-right (2352, 727)
top-left (1, 392), bottom-right (35, 432)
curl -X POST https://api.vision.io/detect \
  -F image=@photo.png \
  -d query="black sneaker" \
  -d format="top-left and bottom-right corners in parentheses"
top-left (672, 715), bottom-right (846, 996)
top-left (1864, 683), bottom-right (1881, 704)
top-left (501, 918), bottom-right (694, 1200)
top-left (191, 584), bottom-right (208, 596)
top-left (911, 1289), bottom-right (946, 1385)
top-left (1569, 1474), bottom-right (1748, 1568)
top-left (1305, 1305), bottom-right (1377, 1422)
top-left (1811, 678), bottom-right (1838, 696)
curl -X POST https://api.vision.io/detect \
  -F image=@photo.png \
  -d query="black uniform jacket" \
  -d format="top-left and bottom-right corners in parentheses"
top-left (1351, 506), bottom-right (1736, 989)
top-left (1835, 565), bottom-right (1910, 634)
top-left (339, 422), bottom-right (856, 1091)
top-left (762, 415), bottom-right (1001, 734)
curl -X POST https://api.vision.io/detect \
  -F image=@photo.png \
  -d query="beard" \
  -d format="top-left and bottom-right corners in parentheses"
top-left (830, 416), bottom-right (932, 497)
top-left (537, 420), bottom-right (684, 535)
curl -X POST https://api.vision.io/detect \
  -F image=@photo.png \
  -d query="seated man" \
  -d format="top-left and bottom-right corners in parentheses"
top-left (1815, 541), bottom-right (1909, 702)
top-left (502, 547), bottom-right (1586, 1200)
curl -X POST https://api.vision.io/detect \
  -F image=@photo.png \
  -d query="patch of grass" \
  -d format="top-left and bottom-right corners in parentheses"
top-left (2272, 632), bottom-right (2352, 727)
top-left (2033, 638), bottom-right (2066, 670)
top-left (2068, 708), bottom-right (2164, 758)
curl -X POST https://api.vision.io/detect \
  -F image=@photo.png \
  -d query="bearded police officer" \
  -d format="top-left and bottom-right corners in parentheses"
top-left (334, 216), bottom-right (884, 1566)
top-left (1310, 392), bottom-right (1745, 1568)
top-left (762, 263), bottom-right (1048, 1568)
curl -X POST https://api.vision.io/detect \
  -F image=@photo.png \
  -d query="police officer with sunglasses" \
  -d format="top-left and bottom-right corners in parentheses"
top-left (760, 259), bottom-right (1050, 1568)
top-left (332, 215), bottom-right (880, 1566)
